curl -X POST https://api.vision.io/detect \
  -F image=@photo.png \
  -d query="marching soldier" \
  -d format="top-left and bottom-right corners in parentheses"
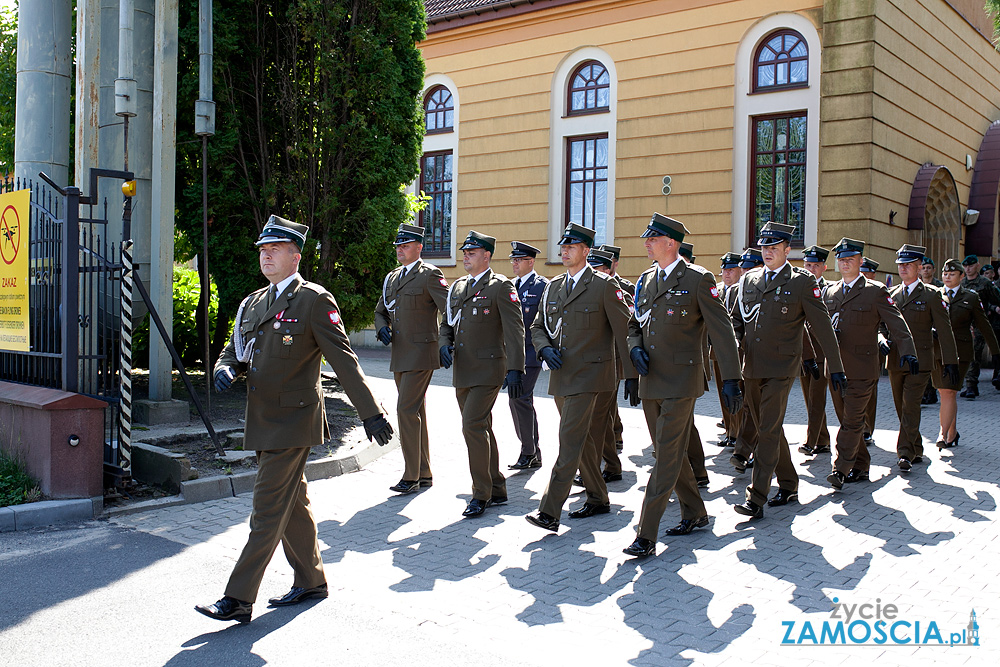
top-left (731, 222), bottom-right (846, 519)
top-left (198, 217), bottom-right (393, 623)
top-left (919, 257), bottom-right (944, 287)
top-left (821, 239), bottom-right (914, 488)
top-left (439, 231), bottom-right (525, 517)
top-left (622, 214), bottom-right (743, 557)
top-left (599, 243), bottom-right (634, 454)
top-left (730, 247), bottom-right (765, 470)
top-left (886, 245), bottom-right (959, 472)
top-left (712, 252), bottom-right (743, 448)
top-left (935, 259), bottom-right (1000, 448)
top-left (524, 224), bottom-right (635, 532)
top-left (374, 224), bottom-right (449, 494)
top-left (740, 248), bottom-right (764, 272)
top-left (508, 241), bottom-right (548, 470)
top-left (798, 245), bottom-right (833, 457)
top-left (860, 256), bottom-right (882, 443)
top-left (960, 255), bottom-right (1000, 398)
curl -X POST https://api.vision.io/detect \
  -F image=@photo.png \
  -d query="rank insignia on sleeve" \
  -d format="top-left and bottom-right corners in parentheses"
top-left (440, 277), bottom-right (448, 287)
top-left (328, 310), bottom-right (341, 325)
top-left (616, 290), bottom-right (624, 301)
top-left (282, 335), bottom-right (293, 346)
top-left (710, 286), bottom-right (719, 299)
top-left (887, 296), bottom-right (894, 304)
top-left (509, 291), bottom-right (519, 303)
top-left (813, 287), bottom-right (821, 299)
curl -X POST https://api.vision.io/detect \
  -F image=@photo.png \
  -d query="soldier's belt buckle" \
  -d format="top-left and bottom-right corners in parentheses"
top-left (282, 335), bottom-right (293, 346)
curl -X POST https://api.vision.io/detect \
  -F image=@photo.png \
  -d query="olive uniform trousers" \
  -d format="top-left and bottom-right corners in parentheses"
top-left (888, 369), bottom-right (931, 461)
top-left (456, 385), bottom-right (507, 501)
top-left (800, 359), bottom-right (831, 450)
top-left (225, 447), bottom-right (324, 602)
top-left (395, 370), bottom-right (434, 481)
top-left (538, 393), bottom-right (610, 518)
top-left (830, 377), bottom-right (879, 475)
top-left (744, 376), bottom-right (798, 507)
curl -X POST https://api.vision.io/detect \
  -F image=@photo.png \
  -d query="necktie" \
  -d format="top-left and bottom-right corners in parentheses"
top-left (465, 277), bottom-right (476, 299)
top-left (766, 271), bottom-right (775, 285)
top-left (566, 277), bottom-right (574, 295)
top-left (516, 277), bottom-right (522, 291)
top-left (397, 267), bottom-right (407, 290)
top-left (266, 284), bottom-right (275, 309)
top-left (660, 269), bottom-right (668, 284)
top-left (843, 283), bottom-right (850, 296)
top-left (950, 289), bottom-right (956, 300)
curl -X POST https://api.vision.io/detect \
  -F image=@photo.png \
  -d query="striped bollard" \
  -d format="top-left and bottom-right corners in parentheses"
top-left (119, 240), bottom-right (134, 472)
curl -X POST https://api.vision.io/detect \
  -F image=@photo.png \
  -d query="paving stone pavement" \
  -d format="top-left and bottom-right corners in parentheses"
top-left (110, 350), bottom-right (1000, 666)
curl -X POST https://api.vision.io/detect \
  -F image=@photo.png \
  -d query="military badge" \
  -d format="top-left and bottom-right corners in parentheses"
top-left (667, 308), bottom-right (675, 316)
top-left (273, 321), bottom-right (281, 329)
top-left (484, 308), bottom-right (490, 315)
top-left (616, 290), bottom-right (624, 301)
top-left (509, 291), bottom-right (518, 303)
top-left (781, 306), bottom-right (788, 314)
top-left (282, 335), bottom-right (293, 346)
top-left (681, 309), bottom-right (688, 317)
top-left (710, 286), bottom-right (719, 299)
top-left (887, 296), bottom-right (894, 304)
top-left (439, 277), bottom-right (448, 287)
top-left (812, 287), bottom-right (821, 299)
top-left (328, 310), bottom-right (341, 324)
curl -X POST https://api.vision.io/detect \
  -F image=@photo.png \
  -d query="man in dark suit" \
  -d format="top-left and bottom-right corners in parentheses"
top-left (524, 224), bottom-right (635, 532)
top-left (798, 245), bottom-right (833, 457)
top-left (822, 239), bottom-right (915, 488)
top-left (197, 216), bottom-right (393, 624)
top-left (374, 224), bottom-right (449, 494)
top-left (731, 222), bottom-right (846, 519)
top-left (887, 245), bottom-right (959, 472)
top-left (440, 231), bottom-right (525, 517)
top-left (622, 214), bottom-right (744, 557)
top-left (508, 241), bottom-right (548, 470)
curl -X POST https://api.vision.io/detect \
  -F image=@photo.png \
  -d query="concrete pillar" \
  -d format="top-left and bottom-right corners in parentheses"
top-left (14, 0), bottom-right (72, 187)
top-left (148, 0), bottom-right (178, 402)
top-left (75, 0), bottom-right (101, 190)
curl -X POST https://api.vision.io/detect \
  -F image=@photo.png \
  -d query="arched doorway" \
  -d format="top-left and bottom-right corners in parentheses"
top-left (908, 164), bottom-right (961, 265)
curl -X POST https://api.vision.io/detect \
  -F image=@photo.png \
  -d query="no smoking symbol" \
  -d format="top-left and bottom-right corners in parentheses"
top-left (0, 205), bottom-right (20, 266)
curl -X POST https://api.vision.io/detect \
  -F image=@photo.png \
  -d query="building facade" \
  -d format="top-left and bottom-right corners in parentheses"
top-left (414, 0), bottom-right (1000, 284)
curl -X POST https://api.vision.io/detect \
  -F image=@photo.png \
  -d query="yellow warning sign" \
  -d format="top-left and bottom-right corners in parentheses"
top-left (0, 189), bottom-right (30, 351)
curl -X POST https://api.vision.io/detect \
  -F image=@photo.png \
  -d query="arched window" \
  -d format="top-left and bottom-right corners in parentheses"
top-left (753, 30), bottom-right (808, 92)
top-left (567, 60), bottom-right (610, 115)
top-left (424, 85), bottom-right (454, 134)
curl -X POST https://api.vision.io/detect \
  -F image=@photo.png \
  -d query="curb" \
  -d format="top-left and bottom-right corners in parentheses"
top-left (103, 437), bottom-right (401, 518)
top-left (0, 497), bottom-right (104, 533)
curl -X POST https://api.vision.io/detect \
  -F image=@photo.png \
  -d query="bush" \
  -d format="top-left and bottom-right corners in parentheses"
top-left (0, 451), bottom-right (41, 508)
top-left (134, 265), bottom-right (219, 368)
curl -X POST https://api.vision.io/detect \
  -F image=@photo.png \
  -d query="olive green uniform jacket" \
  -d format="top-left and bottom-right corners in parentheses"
top-left (374, 260), bottom-right (450, 372)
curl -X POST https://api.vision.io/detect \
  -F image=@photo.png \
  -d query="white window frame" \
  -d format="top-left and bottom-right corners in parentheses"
top-left (412, 74), bottom-right (459, 264)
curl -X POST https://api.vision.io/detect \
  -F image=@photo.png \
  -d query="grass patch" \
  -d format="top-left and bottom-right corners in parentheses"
top-left (0, 451), bottom-right (42, 508)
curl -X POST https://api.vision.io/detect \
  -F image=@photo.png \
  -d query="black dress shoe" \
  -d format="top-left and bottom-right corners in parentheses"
top-left (730, 454), bottom-right (748, 473)
top-left (615, 440), bottom-right (624, 453)
top-left (695, 476), bottom-right (709, 488)
top-left (463, 498), bottom-right (488, 517)
top-left (746, 454), bottom-right (755, 469)
top-left (623, 537), bottom-right (656, 557)
top-left (568, 503), bottom-right (611, 518)
top-left (716, 421), bottom-right (726, 429)
top-left (268, 583), bottom-right (328, 607)
top-left (664, 515), bottom-right (710, 536)
top-left (419, 477), bottom-right (433, 487)
top-left (734, 500), bottom-right (763, 519)
top-left (863, 433), bottom-right (875, 448)
top-left (602, 470), bottom-right (623, 482)
top-left (488, 495), bottom-right (508, 506)
top-left (797, 443), bottom-right (815, 455)
top-left (798, 443), bottom-right (829, 455)
top-left (509, 454), bottom-right (538, 470)
top-left (898, 457), bottom-right (912, 471)
top-left (827, 470), bottom-right (846, 489)
top-left (812, 445), bottom-right (830, 454)
top-left (845, 469), bottom-right (870, 483)
top-left (912, 455), bottom-right (923, 464)
top-left (389, 479), bottom-right (420, 494)
top-left (572, 474), bottom-right (584, 487)
top-left (525, 511), bottom-right (559, 531)
top-left (768, 489), bottom-right (798, 506)
top-left (195, 596), bottom-right (252, 623)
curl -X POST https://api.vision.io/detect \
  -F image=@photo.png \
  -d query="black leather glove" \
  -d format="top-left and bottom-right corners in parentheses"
top-left (502, 370), bottom-right (524, 400)
top-left (721, 379), bottom-right (743, 414)
top-left (878, 338), bottom-right (892, 356)
top-left (944, 363), bottom-right (960, 386)
top-left (539, 346), bottom-right (562, 370)
top-left (376, 326), bottom-right (392, 346)
top-left (214, 367), bottom-right (234, 393)
top-left (439, 345), bottom-right (453, 369)
top-left (901, 355), bottom-right (919, 375)
top-left (993, 361), bottom-right (1000, 390)
top-left (830, 372), bottom-right (848, 398)
top-left (630, 346), bottom-right (650, 376)
top-left (362, 414), bottom-right (394, 446)
top-left (802, 358), bottom-right (820, 380)
top-left (623, 378), bottom-right (640, 407)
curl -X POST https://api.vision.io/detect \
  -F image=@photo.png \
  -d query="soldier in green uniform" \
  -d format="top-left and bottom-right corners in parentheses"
top-left (960, 255), bottom-right (1000, 397)
top-left (712, 252), bottom-right (743, 448)
top-left (822, 239), bottom-right (915, 488)
top-left (730, 248), bottom-right (764, 472)
top-left (374, 224), bottom-right (450, 494)
top-left (919, 257), bottom-right (944, 288)
top-left (622, 214), bottom-right (743, 557)
top-left (860, 256), bottom-right (883, 444)
top-left (599, 243), bottom-right (634, 455)
top-left (798, 245), bottom-right (833, 457)
top-left (197, 217), bottom-right (393, 624)
top-left (886, 245), bottom-right (959, 472)
top-left (524, 224), bottom-right (635, 532)
top-left (439, 231), bottom-right (525, 518)
top-left (936, 258), bottom-right (1000, 448)
top-left (731, 222), bottom-right (846, 519)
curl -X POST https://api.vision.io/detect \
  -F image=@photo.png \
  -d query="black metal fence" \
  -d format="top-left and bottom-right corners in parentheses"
top-left (0, 175), bottom-right (126, 472)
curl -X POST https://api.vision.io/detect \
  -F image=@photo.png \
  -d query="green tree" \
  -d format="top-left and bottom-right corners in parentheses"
top-left (990, 1), bottom-right (1000, 45)
top-left (0, 2), bottom-right (16, 175)
top-left (173, 0), bottom-right (427, 344)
